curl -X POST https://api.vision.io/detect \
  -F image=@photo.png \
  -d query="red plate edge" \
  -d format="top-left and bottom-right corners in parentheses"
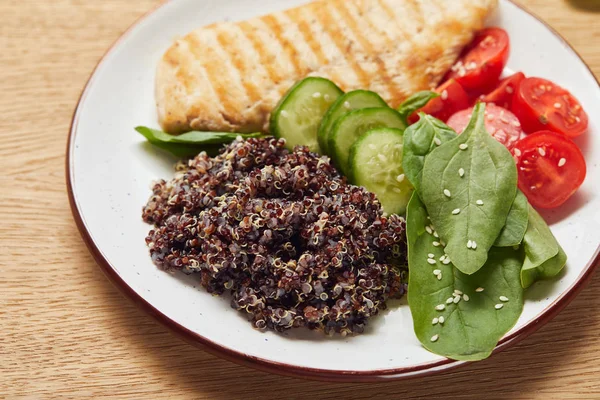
top-left (65, 0), bottom-right (600, 382)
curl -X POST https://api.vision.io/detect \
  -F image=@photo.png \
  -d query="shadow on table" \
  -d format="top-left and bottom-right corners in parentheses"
top-left (566, 0), bottom-right (600, 12)
top-left (88, 237), bottom-right (600, 399)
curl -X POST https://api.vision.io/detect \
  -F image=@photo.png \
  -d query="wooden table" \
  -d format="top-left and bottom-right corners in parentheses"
top-left (2, 0), bottom-right (600, 398)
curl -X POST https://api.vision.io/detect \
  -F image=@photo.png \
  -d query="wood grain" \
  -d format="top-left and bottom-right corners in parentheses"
top-left (1, 0), bottom-right (599, 398)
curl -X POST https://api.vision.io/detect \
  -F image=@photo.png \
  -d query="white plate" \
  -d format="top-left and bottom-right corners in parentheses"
top-left (68, 0), bottom-right (600, 381)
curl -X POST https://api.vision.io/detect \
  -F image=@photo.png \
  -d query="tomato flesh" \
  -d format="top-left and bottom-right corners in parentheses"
top-left (480, 72), bottom-right (525, 109)
top-left (513, 131), bottom-right (586, 208)
top-left (409, 79), bottom-right (470, 123)
top-left (446, 27), bottom-right (510, 93)
top-left (447, 104), bottom-right (523, 150)
top-left (511, 77), bottom-right (588, 138)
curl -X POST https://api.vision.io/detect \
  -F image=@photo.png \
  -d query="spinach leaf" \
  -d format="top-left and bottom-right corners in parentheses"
top-left (135, 127), bottom-right (265, 157)
top-left (495, 191), bottom-right (529, 247)
top-left (421, 103), bottom-right (518, 275)
top-left (520, 205), bottom-right (567, 288)
top-left (397, 91), bottom-right (439, 125)
top-left (407, 193), bottom-right (524, 361)
top-left (402, 114), bottom-right (457, 192)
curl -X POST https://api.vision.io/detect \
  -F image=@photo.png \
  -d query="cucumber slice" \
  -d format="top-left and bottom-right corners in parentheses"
top-left (328, 107), bottom-right (406, 175)
top-left (270, 77), bottom-right (343, 153)
top-left (317, 90), bottom-right (388, 155)
top-left (349, 128), bottom-right (414, 215)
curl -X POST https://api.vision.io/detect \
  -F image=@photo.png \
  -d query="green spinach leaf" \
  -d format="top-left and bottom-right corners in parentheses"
top-left (421, 103), bottom-right (518, 275)
top-left (495, 191), bottom-right (529, 247)
top-left (402, 114), bottom-right (456, 192)
top-left (521, 205), bottom-right (567, 288)
top-left (407, 193), bottom-right (524, 361)
top-left (135, 127), bottom-right (265, 157)
top-left (397, 91), bottom-right (439, 126)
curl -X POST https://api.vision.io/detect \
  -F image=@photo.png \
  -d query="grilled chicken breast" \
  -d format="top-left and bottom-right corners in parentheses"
top-left (157, 0), bottom-right (498, 134)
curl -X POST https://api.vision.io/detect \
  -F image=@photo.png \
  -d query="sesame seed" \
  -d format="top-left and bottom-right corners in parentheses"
top-left (431, 334), bottom-right (439, 342)
top-left (558, 158), bottom-right (567, 167)
top-left (437, 273), bottom-right (442, 281)
top-left (312, 92), bottom-right (322, 98)
top-left (459, 168), bottom-right (465, 177)
top-left (454, 289), bottom-right (463, 295)
top-left (392, 187), bottom-right (402, 194)
top-left (472, 241), bottom-right (477, 249)
top-left (444, 189), bottom-right (452, 198)
top-left (433, 231), bottom-right (439, 238)
top-left (576, 116), bottom-right (581, 123)
top-left (441, 90), bottom-right (449, 100)
top-left (463, 294), bottom-right (470, 301)
top-left (459, 143), bottom-right (468, 150)
top-left (453, 296), bottom-right (461, 304)
top-left (378, 154), bottom-right (388, 162)
top-left (434, 137), bottom-right (442, 146)
top-left (500, 117), bottom-right (509, 124)
top-left (368, 144), bottom-right (377, 150)
top-left (396, 174), bottom-right (405, 183)
top-left (467, 240), bottom-right (473, 249)
top-left (554, 102), bottom-right (562, 109)
top-left (476, 287), bottom-right (484, 292)
top-left (427, 258), bottom-right (437, 265)
top-left (433, 241), bottom-right (441, 247)
top-left (442, 258), bottom-right (451, 265)
top-left (499, 296), bottom-right (509, 302)
top-left (446, 297), bottom-right (454, 304)
top-left (435, 304), bottom-right (446, 311)
top-left (433, 269), bottom-right (442, 275)
top-left (344, 101), bottom-right (351, 109)
top-left (439, 255), bottom-right (446, 261)
top-left (426, 226), bottom-right (433, 235)
top-left (495, 304), bottom-right (504, 310)
top-left (476, 199), bottom-right (484, 206)
top-left (439, 316), bottom-right (445, 324)
top-left (512, 120), bottom-right (521, 127)
top-left (432, 317), bottom-right (439, 325)
top-left (538, 147), bottom-right (546, 157)
top-left (452, 208), bottom-right (461, 215)
top-left (506, 86), bottom-right (514, 94)
top-left (280, 110), bottom-right (289, 118)
top-left (428, 253), bottom-right (435, 258)
top-left (514, 148), bottom-right (522, 157)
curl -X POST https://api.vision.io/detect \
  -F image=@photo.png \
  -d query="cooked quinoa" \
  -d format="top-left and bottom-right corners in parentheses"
top-left (143, 137), bottom-right (408, 335)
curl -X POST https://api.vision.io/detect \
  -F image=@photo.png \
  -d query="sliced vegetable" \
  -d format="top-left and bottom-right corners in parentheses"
top-left (317, 90), bottom-right (388, 155)
top-left (328, 107), bottom-right (405, 175)
top-left (135, 127), bottom-right (264, 157)
top-left (397, 91), bottom-right (439, 126)
top-left (447, 104), bottom-right (523, 150)
top-left (421, 103), bottom-right (518, 275)
top-left (521, 205), bottom-right (567, 288)
top-left (270, 77), bottom-right (343, 153)
top-left (402, 114), bottom-right (457, 193)
top-left (511, 77), bottom-right (588, 138)
top-left (513, 131), bottom-right (586, 209)
top-left (445, 27), bottom-right (510, 93)
top-left (407, 193), bottom-right (524, 361)
top-left (349, 128), bottom-right (413, 215)
top-left (481, 72), bottom-right (525, 109)
top-left (409, 79), bottom-right (470, 123)
top-left (494, 190), bottom-right (529, 247)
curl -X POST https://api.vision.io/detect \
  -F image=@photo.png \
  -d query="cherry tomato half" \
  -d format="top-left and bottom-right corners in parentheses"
top-left (445, 27), bottom-right (510, 93)
top-left (447, 104), bottom-right (523, 150)
top-left (512, 131), bottom-right (586, 209)
top-left (511, 77), bottom-right (588, 138)
top-left (409, 79), bottom-right (470, 123)
top-left (480, 72), bottom-right (525, 109)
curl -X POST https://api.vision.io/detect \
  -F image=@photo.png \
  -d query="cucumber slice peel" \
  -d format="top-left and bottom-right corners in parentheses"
top-left (270, 77), bottom-right (343, 153)
top-left (349, 128), bottom-right (414, 215)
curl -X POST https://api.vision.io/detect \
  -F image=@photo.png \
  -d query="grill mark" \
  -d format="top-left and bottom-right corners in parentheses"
top-left (293, 8), bottom-right (331, 73)
top-left (186, 32), bottom-right (244, 123)
top-left (315, 3), bottom-right (370, 88)
top-left (336, 1), bottom-right (390, 94)
top-left (214, 27), bottom-right (261, 104)
top-left (261, 14), bottom-right (305, 77)
top-left (238, 21), bottom-right (285, 89)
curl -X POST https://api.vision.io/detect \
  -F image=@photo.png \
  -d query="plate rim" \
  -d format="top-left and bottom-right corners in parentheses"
top-left (66, 0), bottom-right (600, 382)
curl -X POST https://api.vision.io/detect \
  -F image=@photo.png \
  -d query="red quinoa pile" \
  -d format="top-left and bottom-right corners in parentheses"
top-left (143, 137), bottom-right (408, 335)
